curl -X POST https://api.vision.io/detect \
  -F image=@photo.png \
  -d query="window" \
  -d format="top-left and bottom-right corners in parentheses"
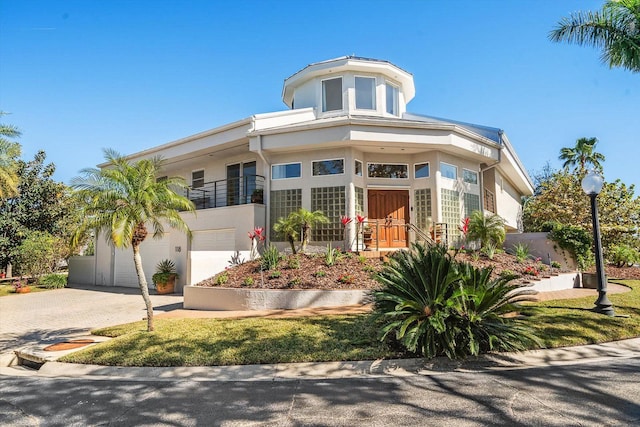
top-left (312, 159), bottom-right (344, 176)
top-left (441, 189), bottom-right (461, 244)
top-left (414, 163), bottom-right (430, 179)
top-left (270, 189), bottom-right (302, 241)
top-left (386, 83), bottom-right (399, 115)
top-left (440, 162), bottom-right (457, 180)
top-left (464, 193), bottom-right (480, 218)
top-left (463, 169), bottom-right (478, 185)
top-left (355, 77), bottom-right (376, 110)
top-left (272, 162), bottom-right (301, 180)
top-left (355, 160), bottom-right (363, 176)
top-left (322, 77), bottom-right (343, 112)
top-left (191, 170), bottom-right (204, 188)
top-left (414, 188), bottom-right (432, 232)
top-left (368, 163), bottom-right (408, 179)
top-left (311, 186), bottom-right (346, 241)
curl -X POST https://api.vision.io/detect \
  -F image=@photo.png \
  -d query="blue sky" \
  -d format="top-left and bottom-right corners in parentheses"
top-left (1, 0), bottom-right (638, 192)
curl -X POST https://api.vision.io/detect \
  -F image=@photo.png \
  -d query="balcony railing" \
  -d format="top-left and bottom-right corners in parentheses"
top-left (185, 175), bottom-right (265, 210)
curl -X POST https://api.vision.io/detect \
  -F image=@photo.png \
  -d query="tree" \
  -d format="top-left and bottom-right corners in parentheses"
top-left (467, 210), bottom-right (506, 249)
top-left (290, 208), bottom-right (329, 252)
top-left (0, 113), bottom-right (22, 199)
top-left (0, 151), bottom-right (72, 270)
top-left (559, 137), bottom-right (605, 174)
top-left (71, 149), bottom-right (194, 332)
top-left (523, 168), bottom-right (640, 252)
top-left (14, 231), bottom-right (66, 278)
top-left (549, 0), bottom-right (640, 73)
top-left (273, 216), bottom-right (299, 254)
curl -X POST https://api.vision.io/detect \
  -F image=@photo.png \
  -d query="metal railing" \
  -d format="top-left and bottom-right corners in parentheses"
top-left (185, 174), bottom-right (265, 210)
top-left (359, 219), bottom-right (437, 251)
top-left (484, 188), bottom-right (496, 213)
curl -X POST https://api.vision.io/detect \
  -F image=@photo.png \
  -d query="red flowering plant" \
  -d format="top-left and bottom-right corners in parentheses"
top-left (248, 226), bottom-right (266, 260)
top-left (523, 266), bottom-right (539, 276)
top-left (355, 215), bottom-right (368, 251)
top-left (454, 217), bottom-right (471, 258)
top-left (341, 216), bottom-right (353, 250)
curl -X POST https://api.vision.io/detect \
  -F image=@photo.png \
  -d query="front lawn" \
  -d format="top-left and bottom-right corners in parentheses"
top-left (60, 280), bottom-right (640, 367)
top-left (0, 283), bottom-right (49, 297)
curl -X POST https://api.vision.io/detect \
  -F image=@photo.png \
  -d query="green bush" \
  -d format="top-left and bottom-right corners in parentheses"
top-left (38, 273), bottom-right (67, 289)
top-left (374, 243), bottom-right (539, 359)
top-left (544, 221), bottom-right (593, 270)
top-left (511, 243), bottom-right (530, 263)
top-left (467, 210), bottom-right (506, 249)
top-left (608, 244), bottom-right (639, 267)
top-left (260, 244), bottom-right (281, 271)
top-left (324, 244), bottom-right (343, 266)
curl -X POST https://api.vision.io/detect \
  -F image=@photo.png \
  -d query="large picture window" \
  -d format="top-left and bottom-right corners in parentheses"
top-left (355, 76), bottom-right (376, 110)
top-left (367, 163), bottom-right (408, 179)
top-left (312, 159), bottom-right (344, 176)
top-left (272, 163), bottom-right (301, 180)
top-left (322, 77), bottom-right (343, 112)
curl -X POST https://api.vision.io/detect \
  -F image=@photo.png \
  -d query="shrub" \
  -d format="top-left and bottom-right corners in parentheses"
top-left (287, 256), bottom-right (301, 269)
top-left (324, 244), bottom-right (343, 267)
top-left (608, 244), bottom-right (639, 267)
top-left (357, 255), bottom-right (367, 264)
top-left (512, 243), bottom-right (530, 263)
top-left (14, 231), bottom-right (66, 278)
top-left (481, 243), bottom-right (497, 260)
top-left (313, 270), bottom-right (326, 277)
top-left (214, 270), bottom-right (229, 285)
top-left (338, 274), bottom-right (355, 284)
top-left (152, 259), bottom-right (179, 284)
top-left (288, 278), bottom-right (301, 287)
top-left (467, 210), bottom-right (506, 249)
top-left (544, 221), bottom-right (593, 270)
top-left (242, 277), bottom-right (255, 286)
top-left (551, 261), bottom-right (562, 269)
top-left (38, 273), bottom-right (67, 289)
top-left (374, 243), bottom-right (539, 359)
top-left (260, 244), bottom-right (281, 271)
top-left (269, 270), bottom-right (281, 279)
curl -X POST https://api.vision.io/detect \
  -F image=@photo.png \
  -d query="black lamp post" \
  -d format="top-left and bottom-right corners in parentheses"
top-left (581, 170), bottom-right (615, 316)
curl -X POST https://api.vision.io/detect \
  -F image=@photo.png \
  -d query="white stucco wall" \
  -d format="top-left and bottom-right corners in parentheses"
top-left (495, 170), bottom-right (523, 231)
top-left (67, 256), bottom-right (96, 285)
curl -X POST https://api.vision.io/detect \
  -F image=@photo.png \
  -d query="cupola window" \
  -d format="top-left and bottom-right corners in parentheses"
top-left (355, 77), bottom-right (376, 110)
top-left (322, 77), bottom-right (343, 112)
top-left (386, 83), bottom-right (399, 116)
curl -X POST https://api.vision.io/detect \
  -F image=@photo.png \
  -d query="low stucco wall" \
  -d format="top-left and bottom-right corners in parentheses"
top-left (505, 232), bottom-right (577, 270)
top-left (188, 250), bottom-right (252, 285)
top-left (528, 272), bottom-right (580, 292)
top-left (183, 286), bottom-right (370, 311)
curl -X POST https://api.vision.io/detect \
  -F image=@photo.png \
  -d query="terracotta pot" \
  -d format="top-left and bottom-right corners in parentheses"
top-left (15, 287), bottom-right (31, 294)
top-left (156, 275), bottom-right (176, 294)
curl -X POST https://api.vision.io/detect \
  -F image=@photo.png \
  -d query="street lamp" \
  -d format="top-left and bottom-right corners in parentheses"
top-left (581, 170), bottom-right (615, 316)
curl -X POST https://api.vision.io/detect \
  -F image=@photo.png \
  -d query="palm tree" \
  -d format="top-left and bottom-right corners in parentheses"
top-left (290, 208), bottom-right (329, 252)
top-left (549, 0), bottom-right (640, 73)
top-left (273, 216), bottom-right (299, 254)
top-left (559, 137), bottom-right (605, 174)
top-left (71, 149), bottom-right (194, 332)
top-left (0, 114), bottom-right (22, 199)
top-left (467, 210), bottom-right (506, 249)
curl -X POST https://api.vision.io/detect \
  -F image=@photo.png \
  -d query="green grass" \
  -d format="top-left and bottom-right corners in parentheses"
top-left (0, 284), bottom-right (50, 297)
top-left (60, 280), bottom-right (640, 367)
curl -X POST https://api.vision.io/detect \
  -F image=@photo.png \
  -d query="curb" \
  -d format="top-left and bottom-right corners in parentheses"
top-left (2, 338), bottom-right (639, 382)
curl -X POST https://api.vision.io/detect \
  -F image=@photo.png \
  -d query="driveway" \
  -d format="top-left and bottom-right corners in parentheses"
top-left (0, 285), bottom-right (183, 357)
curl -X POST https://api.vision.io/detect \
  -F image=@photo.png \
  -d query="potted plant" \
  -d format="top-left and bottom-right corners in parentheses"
top-left (363, 224), bottom-right (373, 250)
top-left (152, 259), bottom-right (178, 294)
top-left (13, 277), bottom-right (30, 294)
top-left (251, 188), bottom-right (264, 204)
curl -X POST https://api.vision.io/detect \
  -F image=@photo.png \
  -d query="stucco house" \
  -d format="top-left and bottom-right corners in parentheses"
top-left (70, 56), bottom-right (533, 292)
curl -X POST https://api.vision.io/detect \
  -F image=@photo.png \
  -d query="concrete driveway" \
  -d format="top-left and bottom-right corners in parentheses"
top-left (0, 284), bottom-right (183, 360)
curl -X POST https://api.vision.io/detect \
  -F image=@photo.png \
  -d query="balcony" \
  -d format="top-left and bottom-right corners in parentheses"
top-left (186, 175), bottom-right (265, 210)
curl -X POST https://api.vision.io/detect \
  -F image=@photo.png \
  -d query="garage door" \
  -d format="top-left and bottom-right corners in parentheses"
top-left (114, 234), bottom-right (170, 287)
top-left (191, 229), bottom-right (235, 251)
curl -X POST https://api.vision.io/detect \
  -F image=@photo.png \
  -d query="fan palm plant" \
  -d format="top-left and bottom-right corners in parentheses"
top-left (273, 216), bottom-right (299, 254)
top-left (0, 114), bottom-right (22, 199)
top-left (71, 149), bottom-right (194, 332)
top-left (290, 208), bottom-right (329, 252)
top-left (374, 243), bottom-right (540, 359)
top-left (549, 0), bottom-right (640, 73)
top-left (467, 210), bottom-right (506, 249)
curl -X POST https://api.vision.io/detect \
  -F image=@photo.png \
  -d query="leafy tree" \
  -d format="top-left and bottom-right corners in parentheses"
top-left (559, 137), bottom-right (605, 174)
top-left (0, 151), bottom-right (72, 269)
top-left (0, 113), bottom-right (22, 199)
top-left (14, 231), bottom-right (66, 279)
top-left (467, 210), bottom-right (506, 249)
top-left (273, 216), bottom-right (299, 254)
top-left (290, 208), bottom-right (329, 252)
top-left (523, 168), bottom-right (640, 252)
top-left (549, 0), bottom-right (640, 73)
top-left (374, 243), bottom-right (539, 359)
top-left (71, 149), bottom-right (194, 332)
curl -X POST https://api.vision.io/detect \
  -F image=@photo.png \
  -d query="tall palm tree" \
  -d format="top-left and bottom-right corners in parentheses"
top-left (467, 210), bottom-right (506, 249)
top-left (0, 114), bottom-right (22, 199)
top-left (71, 149), bottom-right (194, 332)
top-left (559, 137), bottom-right (606, 173)
top-left (290, 208), bottom-right (329, 252)
top-left (549, 0), bottom-right (640, 73)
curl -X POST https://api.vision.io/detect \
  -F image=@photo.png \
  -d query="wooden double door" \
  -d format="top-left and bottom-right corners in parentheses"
top-left (367, 190), bottom-right (409, 248)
